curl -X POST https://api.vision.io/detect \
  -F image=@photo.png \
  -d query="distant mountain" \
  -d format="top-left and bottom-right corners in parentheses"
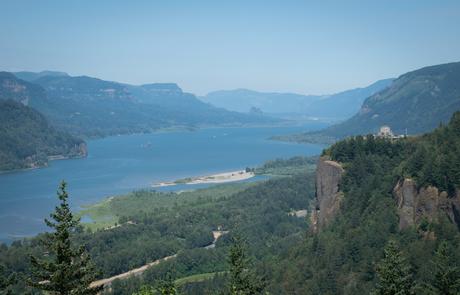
top-left (305, 79), bottom-right (394, 119)
top-left (200, 79), bottom-right (393, 120)
top-left (0, 100), bottom-right (86, 171)
top-left (281, 62), bottom-right (460, 143)
top-left (13, 70), bottom-right (69, 82)
top-left (1, 72), bottom-right (275, 138)
top-left (0, 72), bottom-right (46, 105)
top-left (200, 89), bottom-right (321, 114)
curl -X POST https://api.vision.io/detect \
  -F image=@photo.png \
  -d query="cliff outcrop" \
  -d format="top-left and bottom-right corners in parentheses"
top-left (311, 156), bottom-right (344, 232)
top-left (393, 178), bottom-right (460, 230)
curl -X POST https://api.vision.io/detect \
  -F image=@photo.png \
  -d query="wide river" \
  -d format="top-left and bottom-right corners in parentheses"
top-left (0, 124), bottom-right (327, 243)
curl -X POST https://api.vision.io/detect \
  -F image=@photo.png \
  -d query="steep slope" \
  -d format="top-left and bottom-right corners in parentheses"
top-left (0, 72), bottom-right (47, 105)
top-left (200, 79), bottom-right (392, 120)
top-left (272, 111), bottom-right (460, 294)
top-left (288, 62), bottom-right (460, 142)
top-left (305, 78), bottom-right (394, 119)
top-left (0, 100), bottom-right (86, 171)
top-left (6, 72), bottom-right (275, 137)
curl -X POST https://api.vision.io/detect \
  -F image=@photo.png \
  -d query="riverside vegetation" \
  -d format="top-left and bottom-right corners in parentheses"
top-left (1, 113), bottom-right (460, 294)
top-left (0, 100), bottom-right (86, 171)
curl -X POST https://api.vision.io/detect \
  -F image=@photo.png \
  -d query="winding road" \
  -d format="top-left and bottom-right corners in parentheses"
top-left (90, 230), bottom-right (228, 290)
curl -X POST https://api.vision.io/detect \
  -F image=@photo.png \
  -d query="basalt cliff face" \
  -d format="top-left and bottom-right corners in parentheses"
top-left (393, 178), bottom-right (460, 231)
top-left (311, 156), bottom-right (344, 232)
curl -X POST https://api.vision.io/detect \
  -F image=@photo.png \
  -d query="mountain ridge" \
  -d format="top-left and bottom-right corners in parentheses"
top-left (2, 71), bottom-right (277, 138)
top-left (200, 78), bottom-right (394, 119)
top-left (278, 61), bottom-right (460, 143)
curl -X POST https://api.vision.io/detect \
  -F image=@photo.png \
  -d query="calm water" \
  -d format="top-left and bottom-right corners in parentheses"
top-left (0, 124), bottom-right (327, 243)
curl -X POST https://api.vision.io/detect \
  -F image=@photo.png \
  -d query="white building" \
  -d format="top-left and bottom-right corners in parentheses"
top-left (377, 125), bottom-right (394, 138)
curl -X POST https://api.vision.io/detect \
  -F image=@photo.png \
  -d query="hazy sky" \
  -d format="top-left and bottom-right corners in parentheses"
top-left (1, 0), bottom-right (460, 95)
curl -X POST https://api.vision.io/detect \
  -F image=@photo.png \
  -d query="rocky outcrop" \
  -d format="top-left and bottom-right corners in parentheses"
top-left (311, 156), bottom-right (344, 232)
top-left (393, 178), bottom-right (460, 231)
top-left (75, 142), bottom-right (88, 157)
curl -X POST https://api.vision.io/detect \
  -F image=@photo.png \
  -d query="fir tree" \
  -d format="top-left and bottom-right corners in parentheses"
top-left (373, 240), bottom-right (414, 295)
top-left (28, 181), bottom-right (102, 295)
top-left (430, 241), bottom-right (460, 294)
top-left (228, 235), bottom-right (264, 295)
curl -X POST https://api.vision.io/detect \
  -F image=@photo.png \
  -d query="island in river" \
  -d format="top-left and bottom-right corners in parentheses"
top-left (152, 169), bottom-right (255, 187)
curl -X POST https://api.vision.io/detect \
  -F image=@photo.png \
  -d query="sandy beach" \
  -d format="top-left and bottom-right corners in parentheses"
top-left (152, 170), bottom-right (255, 187)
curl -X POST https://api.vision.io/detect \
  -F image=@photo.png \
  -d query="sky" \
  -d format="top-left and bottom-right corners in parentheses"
top-left (1, 0), bottom-right (460, 96)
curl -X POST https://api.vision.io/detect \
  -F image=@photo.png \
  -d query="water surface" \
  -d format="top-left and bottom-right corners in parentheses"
top-left (0, 124), bottom-right (327, 243)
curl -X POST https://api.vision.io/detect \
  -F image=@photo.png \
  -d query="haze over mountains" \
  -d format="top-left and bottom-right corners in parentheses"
top-left (1, 71), bottom-right (275, 138)
top-left (200, 79), bottom-right (394, 120)
top-left (280, 61), bottom-right (460, 143)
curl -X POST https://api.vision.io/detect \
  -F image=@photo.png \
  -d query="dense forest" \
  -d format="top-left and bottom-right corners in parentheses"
top-left (272, 111), bottom-right (460, 294)
top-left (0, 100), bottom-right (86, 171)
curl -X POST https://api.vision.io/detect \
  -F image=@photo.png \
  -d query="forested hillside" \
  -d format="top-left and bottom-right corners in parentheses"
top-left (281, 62), bottom-right (460, 143)
top-left (6, 72), bottom-right (275, 137)
top-left (273, 111), bottom-right (460, 294)
top-left (0, 100), bottom-right (86, 171)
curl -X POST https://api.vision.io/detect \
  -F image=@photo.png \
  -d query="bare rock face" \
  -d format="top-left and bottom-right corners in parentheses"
top-left (311, 156), bottom-right (344, 232)
top-left (393, 178), bottom-right (460, 230)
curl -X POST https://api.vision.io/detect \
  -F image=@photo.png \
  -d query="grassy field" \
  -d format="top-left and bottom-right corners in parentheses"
top-left (77, 182), bottom-right (257, 230)
top-left (175, 271), bottom-right (227, 287)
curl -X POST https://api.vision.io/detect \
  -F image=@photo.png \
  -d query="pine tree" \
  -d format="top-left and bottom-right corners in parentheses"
top-left (373, 240), bottom-right (414, 295)
top-left (28, 181), bottom-right (102, 295)
top-left (228, 235), bottom-right (264, 295)
top-left (430, 241), bottom-right (460, 294)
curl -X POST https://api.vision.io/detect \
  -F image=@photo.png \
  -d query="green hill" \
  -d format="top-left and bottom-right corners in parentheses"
top-left (282, 62), bottom-right (460, 143)
top-left (0, 100), bottom-right (86, 171)
top-left (8, 72), bottom-right (276, 137)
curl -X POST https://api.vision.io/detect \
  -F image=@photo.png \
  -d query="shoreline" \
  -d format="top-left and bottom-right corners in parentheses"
top-left (0, 153), bottom-right (87, 175)
top-left (152, 170), bottom-right (255, 188)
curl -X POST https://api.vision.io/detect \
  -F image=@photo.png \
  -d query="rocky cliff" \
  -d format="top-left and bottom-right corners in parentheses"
top-left (311, 156), bottom-right (344, 232)
top-left (393, 178), bottom-right (460, 231)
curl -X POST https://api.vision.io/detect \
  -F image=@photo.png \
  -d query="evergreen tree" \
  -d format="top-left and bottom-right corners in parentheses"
top-left (373, 240), bottom-right (414, 295)
top-left (430, 241), bottom-right (460, 294)
top-left (28, 181), bottom-right (102, 295)
top-left (228, 235), bottom-right (264, 295)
